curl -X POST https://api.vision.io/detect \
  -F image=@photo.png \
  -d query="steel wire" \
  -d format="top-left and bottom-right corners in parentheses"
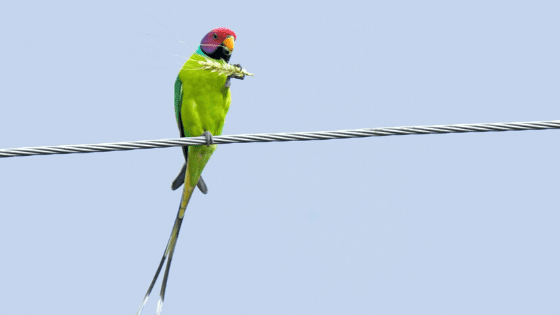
top-left (1, 120), bottom-right (559, 158)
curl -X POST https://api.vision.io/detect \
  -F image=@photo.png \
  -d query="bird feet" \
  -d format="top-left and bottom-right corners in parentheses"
top-left (203, 131), bottom-right (214, 146)
top-left (224, 63), bottom-right (245, 88)
top-left (232, 63), bottom-right (245, 80)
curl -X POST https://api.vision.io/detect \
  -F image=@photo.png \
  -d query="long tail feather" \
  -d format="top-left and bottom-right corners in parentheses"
top-left (135, 244), bottom-right (168, 315)
top-left (136, 183), bottom-right (195, 315)
top-left (156, 216), bottom-right (183, 315)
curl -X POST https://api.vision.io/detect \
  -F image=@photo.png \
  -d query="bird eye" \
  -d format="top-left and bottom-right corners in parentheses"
top-left (212, 34), bottom-right (218, 40)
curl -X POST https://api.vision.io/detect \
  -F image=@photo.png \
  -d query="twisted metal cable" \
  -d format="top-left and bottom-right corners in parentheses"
top-left (1, 120), bottom-right (559, 159)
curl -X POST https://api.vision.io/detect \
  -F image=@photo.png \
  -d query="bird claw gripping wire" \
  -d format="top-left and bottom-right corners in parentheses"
top-left (203, 131), bottom-right (214, 146)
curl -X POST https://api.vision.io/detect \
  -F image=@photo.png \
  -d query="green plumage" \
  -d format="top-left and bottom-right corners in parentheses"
top-left (175, 53), bottom-right (231, 188)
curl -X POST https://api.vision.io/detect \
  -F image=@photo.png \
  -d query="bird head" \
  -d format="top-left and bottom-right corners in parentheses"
top-left (199, 27), bottom-right (237, 63)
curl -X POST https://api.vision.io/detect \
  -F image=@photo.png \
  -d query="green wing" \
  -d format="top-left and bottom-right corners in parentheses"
top-left (171, 76), bottom-right (188, 190)
top-left (174, 75), bottom-right (189, 162)
top-left (174, 76), bottom-right (185, 139)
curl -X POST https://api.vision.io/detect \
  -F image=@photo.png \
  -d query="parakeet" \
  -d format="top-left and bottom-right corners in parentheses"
top-left (136, 27), bottom-right (244, 315)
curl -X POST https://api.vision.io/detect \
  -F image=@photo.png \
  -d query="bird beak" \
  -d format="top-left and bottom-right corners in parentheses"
top-left (223, 36), bottom-right (235, 52)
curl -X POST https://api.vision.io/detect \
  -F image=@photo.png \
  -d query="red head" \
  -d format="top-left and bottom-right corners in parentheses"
top-left (199, 27), bottom-right (237, 62)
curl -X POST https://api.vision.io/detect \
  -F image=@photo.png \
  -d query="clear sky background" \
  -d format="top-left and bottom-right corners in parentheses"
top-left (1, 0), bottom-right (559, 314)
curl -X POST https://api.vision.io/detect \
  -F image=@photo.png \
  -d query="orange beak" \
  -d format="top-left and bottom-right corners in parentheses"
top-left (223, 36), bottom-right (234, 52)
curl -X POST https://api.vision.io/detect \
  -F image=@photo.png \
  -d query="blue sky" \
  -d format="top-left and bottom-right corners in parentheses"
top-left (1, 1), bottom-right (559, 314)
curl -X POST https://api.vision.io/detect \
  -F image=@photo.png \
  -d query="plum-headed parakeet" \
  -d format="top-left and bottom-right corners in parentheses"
top-left (136, 27), bottom-right (245, 315)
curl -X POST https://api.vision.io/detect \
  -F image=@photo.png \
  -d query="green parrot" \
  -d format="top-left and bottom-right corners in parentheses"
top-left (136, 27), bottom-right (244, 315)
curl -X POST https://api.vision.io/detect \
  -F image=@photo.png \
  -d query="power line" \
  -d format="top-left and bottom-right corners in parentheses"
top-left (1, 120), bottom-right (559, 159)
